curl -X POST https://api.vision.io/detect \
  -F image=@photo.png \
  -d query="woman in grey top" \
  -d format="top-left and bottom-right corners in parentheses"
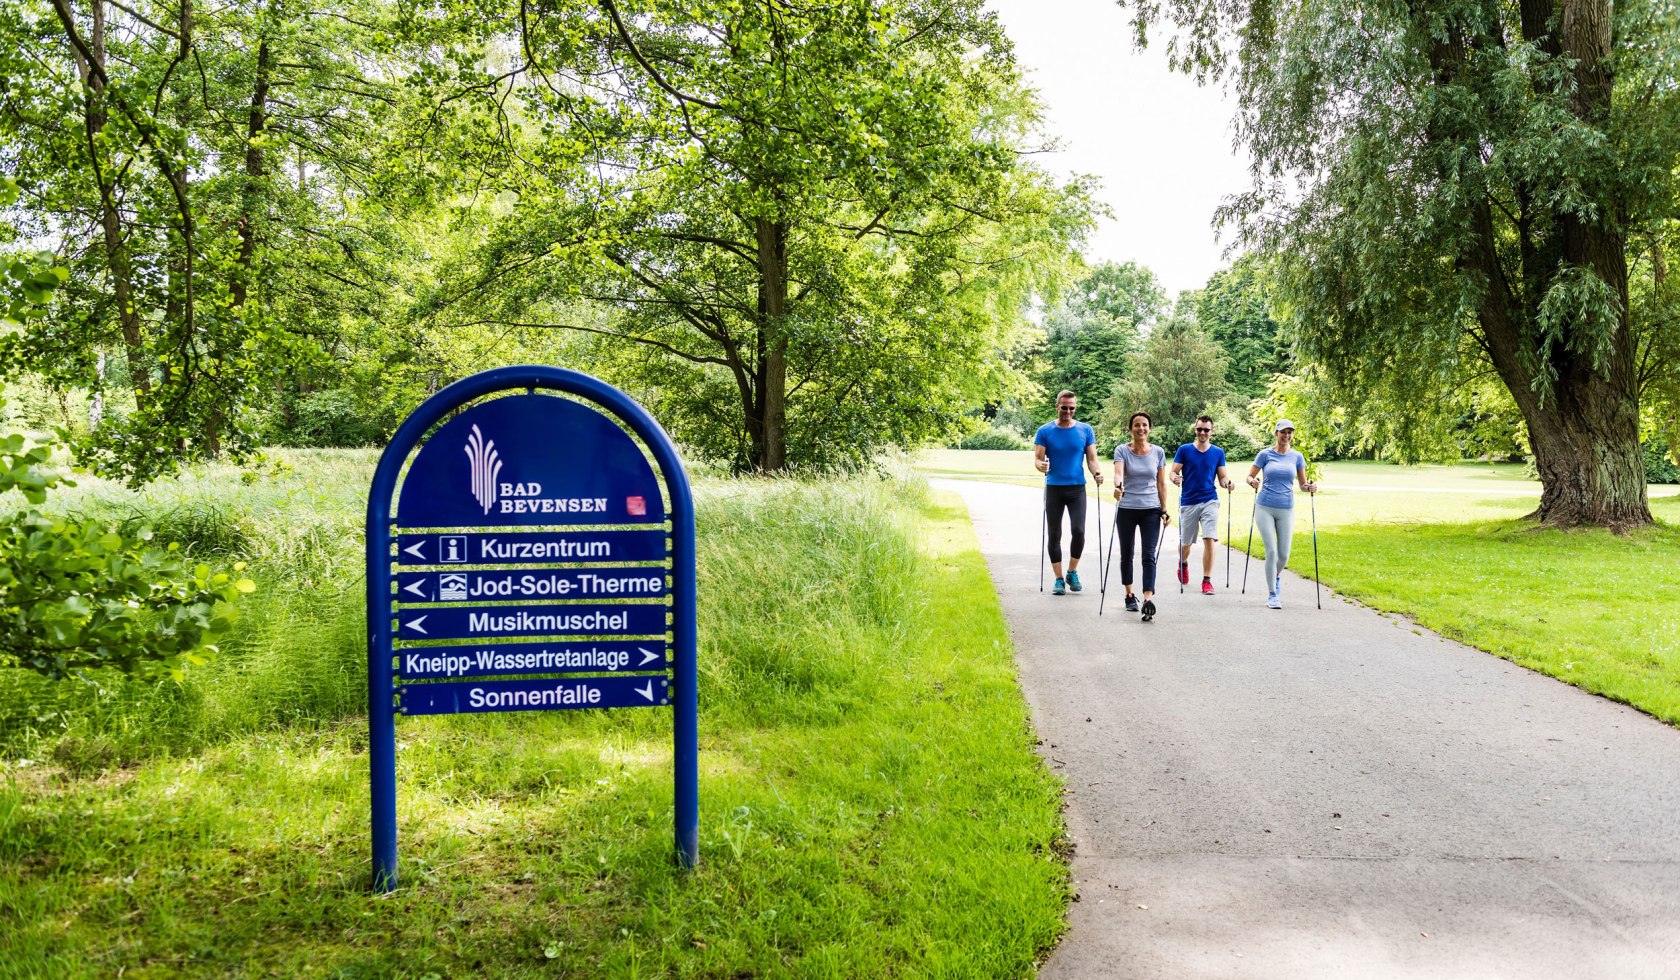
top-left (1110, 412), bottom-right (1171, 621)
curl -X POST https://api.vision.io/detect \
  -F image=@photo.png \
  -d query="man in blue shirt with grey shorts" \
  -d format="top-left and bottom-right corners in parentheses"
top-left (1170, 414), bottom-right (1235, 595)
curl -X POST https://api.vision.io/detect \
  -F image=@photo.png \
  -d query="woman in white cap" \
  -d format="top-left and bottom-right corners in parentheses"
top-left (1245, 419), bottom-right (1317, 609)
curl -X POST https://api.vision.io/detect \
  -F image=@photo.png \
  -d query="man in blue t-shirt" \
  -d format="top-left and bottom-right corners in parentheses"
top-left (1033, 390), bottom-right (1104, 596)
top-left (1169, 413), bottom-right (1235, 595)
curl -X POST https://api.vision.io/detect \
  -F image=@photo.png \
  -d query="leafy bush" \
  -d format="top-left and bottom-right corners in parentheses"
top-left (278, 388), bottom-right (388, 447)
top-left (1644, 437), bottom-right (1680, 484)
top-left (958, 426), bottom-right (1032, 451)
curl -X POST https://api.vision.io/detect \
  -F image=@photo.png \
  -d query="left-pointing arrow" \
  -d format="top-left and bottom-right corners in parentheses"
top-left (404, 615), bottom-right (428, 634)
top-left (402, 579), bottom-right (428, 598)
top-left (403, 541), bottom-right (426, 560)
top-left (636, 680), bottom-right (655, 702)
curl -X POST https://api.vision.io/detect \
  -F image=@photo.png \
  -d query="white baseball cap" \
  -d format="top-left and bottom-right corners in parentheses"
top-left (1274, 419), bottom-right (1296, 432)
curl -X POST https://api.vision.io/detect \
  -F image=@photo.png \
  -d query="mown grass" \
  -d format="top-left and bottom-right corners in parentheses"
top-left (0, 457), bottom-right (1067, 976)
top-left (916, 449), bottom-right (1680, 728)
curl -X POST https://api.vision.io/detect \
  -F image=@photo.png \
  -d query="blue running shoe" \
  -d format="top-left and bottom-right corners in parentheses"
top-left (1053, 577), bottom-right (1066, 596)
top-left (1067, 570), bottom-right (1083, 592)
top-left (1124, 594), bottom-right (1140, 613)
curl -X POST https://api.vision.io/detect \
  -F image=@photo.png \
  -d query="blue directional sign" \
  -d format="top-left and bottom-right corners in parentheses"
top-left (367, 367), bottom-right (700, 891)
top-left (394, 569), bottom-right (669, 603)
top-left (396, 641), bottom-right (669, 680)
top-left (395, 529), bottom-right (668, 566)
top-left (394, 603), bottom-right (669, 640)
top-left (401, 675), bottom-right (671, 715)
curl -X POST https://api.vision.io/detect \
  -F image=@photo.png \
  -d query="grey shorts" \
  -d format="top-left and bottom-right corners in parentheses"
top-left (1179, 500), bottom-right (1220, 539)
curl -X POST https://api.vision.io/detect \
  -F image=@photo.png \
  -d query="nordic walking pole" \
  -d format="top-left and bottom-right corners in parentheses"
top-left (1099, 501), bottom-right (1119, 615)
top-left (1092, 473), bottom-right (1104, 592)
top-left (1176, 510), bottom-right (1184, 594)
top-left (1311, 488), bottom-right (1321, 610)
top-left (1242, 480), bottom-right (1258, 594)
top-left (1225, 481), bottom-right (1233, 588)
top-left (1039, 485), bottom-right (1047, 592)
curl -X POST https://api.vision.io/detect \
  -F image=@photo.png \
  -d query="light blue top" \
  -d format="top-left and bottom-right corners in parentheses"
top-left (1034, 421), bottom-right (1095, 486)
top-left (1113, 443), bottom-right (1167, 509)
top-left (1254, 447), bottom-right (1306, 509)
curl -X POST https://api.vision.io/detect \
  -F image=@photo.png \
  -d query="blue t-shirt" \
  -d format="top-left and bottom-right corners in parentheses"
top-left (1173, 443), bottom-right (1227, 506)
top-left (1254, 447), bottom-right (1306, 510)
top-left (1034, 421), bottom-right (1095, 485)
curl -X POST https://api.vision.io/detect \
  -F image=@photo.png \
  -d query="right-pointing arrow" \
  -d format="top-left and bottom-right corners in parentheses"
top-left (638, 646), bottom-right (659, 666)
top-left (635, 680), bottom-right (655, 702)
top-left (404, 615), bottom-right (428, 635)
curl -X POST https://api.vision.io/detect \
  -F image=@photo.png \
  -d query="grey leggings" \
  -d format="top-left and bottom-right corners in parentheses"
top-left (1254, 503), bottom-right (1295, 591)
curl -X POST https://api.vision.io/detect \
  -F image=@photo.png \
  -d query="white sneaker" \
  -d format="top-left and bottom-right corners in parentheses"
top-left (1267, 592), bottom-right (1282, 610)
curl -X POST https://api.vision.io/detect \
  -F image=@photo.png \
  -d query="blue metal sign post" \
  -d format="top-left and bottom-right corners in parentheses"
top-left (366, 367), bottom-right (698, 891)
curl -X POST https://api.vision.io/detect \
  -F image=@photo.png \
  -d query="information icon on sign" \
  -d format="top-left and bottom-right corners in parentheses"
top-left (438, 573), bottom-right (468, 601)
top-left (439, 535), bottom-right (468, 563)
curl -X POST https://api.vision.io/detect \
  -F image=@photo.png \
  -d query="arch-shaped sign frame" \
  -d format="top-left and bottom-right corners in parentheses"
top-left (366, 366), bottom-right (698, 891)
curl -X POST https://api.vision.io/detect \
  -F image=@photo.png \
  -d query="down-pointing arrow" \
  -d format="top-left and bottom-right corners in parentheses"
top-left (404, 615), bottom-right (428, 635)
top-left (402, 540), bottom-right (426, 560)
top-left (635, 680), bottom-right (655, 702)
top-left (402, 579), bottom-right (428, 599)
top-left (638, 646), bottom-right (660, 667)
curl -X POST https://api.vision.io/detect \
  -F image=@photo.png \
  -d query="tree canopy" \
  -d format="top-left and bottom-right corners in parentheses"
top-left (1122, 0), bottom-right (1680, 527)
top-left (418, 0), bottom-right (1093, 472)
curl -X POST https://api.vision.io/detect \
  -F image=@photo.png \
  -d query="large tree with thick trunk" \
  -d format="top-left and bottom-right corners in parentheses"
top-left (1122, 0), bottom-right (1680, 528)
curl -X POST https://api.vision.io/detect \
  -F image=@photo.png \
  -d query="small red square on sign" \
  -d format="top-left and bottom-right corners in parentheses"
top-left (626, 496), bottom-right (646, 516)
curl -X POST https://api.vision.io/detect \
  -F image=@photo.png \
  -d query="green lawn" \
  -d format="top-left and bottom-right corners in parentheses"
top-left (1, 461), bottom-right (1067, 976)
top-left (917, 449), bottom-right (1680, 727)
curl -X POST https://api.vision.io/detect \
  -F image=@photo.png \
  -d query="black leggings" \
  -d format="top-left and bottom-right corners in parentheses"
top-left (1044, 485), bottom-right (1087, 564)
top-left (1117, 507), bottom-right (1163, 592)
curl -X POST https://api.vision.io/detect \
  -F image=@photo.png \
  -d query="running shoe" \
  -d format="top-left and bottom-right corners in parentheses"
top-left (1201, 579), bottom-right (1215, 596)
top-left (1067, 570), bottom-right (1083, 592)
top-left (1176, 562), bottom-right (1189, 585)
top-left (1141, 598), bottom-right (1156, 622)
top-left (1267, 592), bottom-right (1282, 610)
top-left (1053, 577), bottom-right (1066, 596)
top-left (1124, 594), bottom-right (1140, 613)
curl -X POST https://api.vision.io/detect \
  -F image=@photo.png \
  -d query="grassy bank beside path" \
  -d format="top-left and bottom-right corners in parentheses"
top-left (918, 449), bottom-right (1680, 727)
top-left (1, 462), bottom-right (1067, 976)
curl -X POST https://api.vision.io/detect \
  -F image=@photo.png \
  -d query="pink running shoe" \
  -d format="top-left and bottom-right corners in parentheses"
top-left (1176, 562), bottom-right (1189, 585)
top-left (1201, 579), bottom-right (1215, 596)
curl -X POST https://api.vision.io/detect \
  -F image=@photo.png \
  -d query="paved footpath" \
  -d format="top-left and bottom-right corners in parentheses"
top-left (937, 480), bottom-right (1680, 980)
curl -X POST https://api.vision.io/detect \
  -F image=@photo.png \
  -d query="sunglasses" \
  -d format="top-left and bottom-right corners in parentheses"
top-left (1058, 405), bottom-right (1076, 412)
top-left (1194, 427), bottom-right (1211, 434)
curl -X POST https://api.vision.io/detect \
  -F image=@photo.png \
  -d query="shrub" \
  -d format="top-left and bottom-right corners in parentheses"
top-left (958, 426), bottom-right (1031, 451)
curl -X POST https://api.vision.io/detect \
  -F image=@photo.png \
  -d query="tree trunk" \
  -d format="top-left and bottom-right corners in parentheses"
top-left (69, 0), bottom-right (150, 405)
top-left (1523, 370), bottom-right (1650, 529)
top-left (231, 36), bottom-right (270, 310)
top-left (754, 217), bottom-right (788, 473)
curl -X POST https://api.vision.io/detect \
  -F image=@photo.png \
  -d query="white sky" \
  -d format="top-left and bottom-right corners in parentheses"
top-left (986, 0), bottom-right (1252, 298)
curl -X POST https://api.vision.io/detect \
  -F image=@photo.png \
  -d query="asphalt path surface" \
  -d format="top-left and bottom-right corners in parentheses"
top-left (937, 479), bottom-right (1680, 980)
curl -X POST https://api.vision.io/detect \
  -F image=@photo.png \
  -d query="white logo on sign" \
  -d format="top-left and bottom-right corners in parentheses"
top-left (465, 424), bottom-right (503, 515)
top-left (439, 573), bottom-right (468, 601)
top-left (439, 535), bottom-right (468, 563)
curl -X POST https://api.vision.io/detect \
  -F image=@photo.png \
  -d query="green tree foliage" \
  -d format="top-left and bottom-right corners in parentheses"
top-left (0, 0), bottom-right (423, 482)
top-left (1194, 255), bottom-right (1289, 400)
top-left (1038, 260), bottom-right (1164, 411)
top-left (0, 178), bottom-right (252, 682)
top-left (1122, 0), bottom-right (1680, 528)
top-left (1096, 312), bottom-right (1229, 452)
top-left (419, 0), bottom-right (1092, 472)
